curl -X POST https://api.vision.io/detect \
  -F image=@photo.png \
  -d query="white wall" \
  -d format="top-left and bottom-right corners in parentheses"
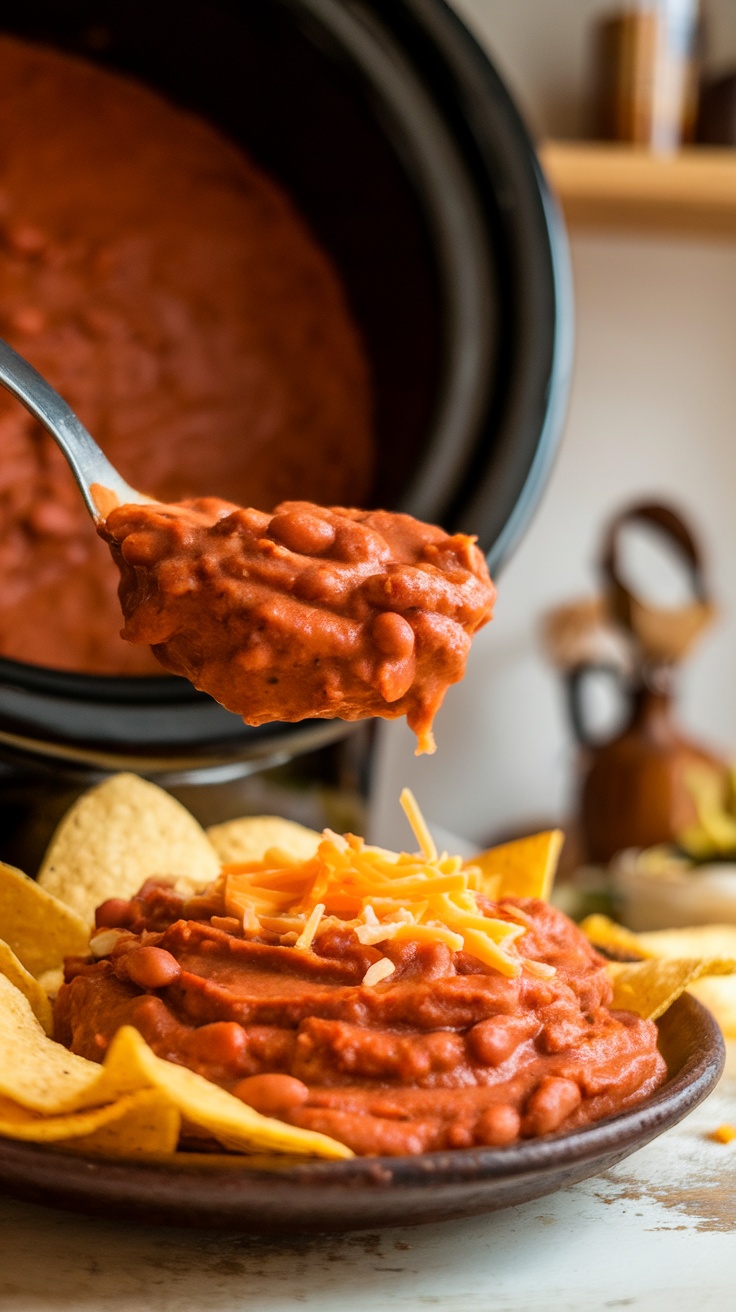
top-left (371, 1), bottom-right (736, 851)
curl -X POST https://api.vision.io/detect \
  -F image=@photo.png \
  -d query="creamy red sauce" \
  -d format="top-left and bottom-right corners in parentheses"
top-left (100, 498), bottom-right (495, 751)
top-left (54, 881), bottom-right (668, 1156)
top-left (0, 36), bottom-right (372, 674)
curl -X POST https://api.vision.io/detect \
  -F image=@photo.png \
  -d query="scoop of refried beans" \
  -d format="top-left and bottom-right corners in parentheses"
top-left (101, 498), bottom-right (496, 751)
top-left (54, 880), bottom-right (667, 1156)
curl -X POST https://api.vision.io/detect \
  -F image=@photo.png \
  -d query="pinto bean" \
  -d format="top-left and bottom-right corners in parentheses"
top-left (269, 511), bottom-right (336, 556)
top-left (475, 1104), bottom-right (521, 1147)
top-left (446, 1119), bottom-right (474, 1149)
top-left (372, 611), bottom-right (415, 659)
top-left (95, 898), bottom-right (137, 929)
top-left (233, 1073), bottom-right (310, 1118)
top-left (523, 1077), bottom-right (582, 1137)
top-left (468, 1016), bottom-right (524, 1066)
top-left (124, 945), bottom-right (181, 989)
top-left (187, 1022), bottom-right (247, 1071)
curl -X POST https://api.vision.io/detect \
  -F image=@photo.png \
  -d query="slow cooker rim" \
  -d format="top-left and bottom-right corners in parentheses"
top-left (0, 656), bottom-right (202, 705)
top-left (0, 713), bottom-right (355, 775)
top-left (394, 0), bottom-right (573, 574)
top-left (295, 0), bottom-right (497, 532)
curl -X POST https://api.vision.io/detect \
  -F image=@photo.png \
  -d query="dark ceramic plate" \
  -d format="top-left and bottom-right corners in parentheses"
top-left (0, 995), bottom-right (723, 1233)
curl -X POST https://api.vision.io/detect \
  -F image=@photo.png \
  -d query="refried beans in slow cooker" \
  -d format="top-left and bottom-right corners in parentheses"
top-left (0, 35), bottom-right (373, 675)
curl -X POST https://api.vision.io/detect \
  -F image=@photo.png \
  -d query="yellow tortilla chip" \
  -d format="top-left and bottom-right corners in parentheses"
top-left (37, 773), bottom-right (220, 921)
top-left (36, 967), bottom-right (63, 1002)
top-left (0, 861), bottom-right (89, 975)
top-left (0, 975), bottom-right (351, 1160)
top-left (207, 815), bottom-right (321, 866)
top-left (637, 924), bottom-right (736, 961)
top-left (0, 941), bottom-right (54, 1034)
top-left (0, 974), bottom-right (102, 1113)
top-left (0, 1089), bottom-right (180, 1157)
top-left (608, 957), bottom-right (736, 1022)
top-left (581, 917), bottom-right (736, 1035)
top-left (469, 830), bottom-right (564, 902)
top-left (579, 914), bottom-right (653, 959)
top-left (689, 976), bottom-right (736, 1038)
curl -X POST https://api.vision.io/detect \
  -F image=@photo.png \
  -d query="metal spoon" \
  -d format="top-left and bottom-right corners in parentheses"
top-left (0, 337), bottom-right (151, 521)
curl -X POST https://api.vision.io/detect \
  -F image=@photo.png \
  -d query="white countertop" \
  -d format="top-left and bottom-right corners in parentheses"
top-left (1, 1045), bottom-right (733, 1312)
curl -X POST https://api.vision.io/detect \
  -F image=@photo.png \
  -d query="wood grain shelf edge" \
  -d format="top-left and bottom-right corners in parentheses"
top-left (539, 141), bottom-right (736, 238)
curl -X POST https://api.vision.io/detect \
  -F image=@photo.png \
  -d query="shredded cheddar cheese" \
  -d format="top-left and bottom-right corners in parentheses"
top-left (522, 958), bottom-right (557, 980)
top-left (400, 787), bottom-right (437, 861)
top-left (354, 921), bottom-right (400, 945)
top-left (295, 903), bottom-right (325, 950)
top-left (362, 958), bottom-right (396, 986)
top-left (223, 790), bottom-right (526, 978)
top-left (711, 1123), bottom-right (736, 1144)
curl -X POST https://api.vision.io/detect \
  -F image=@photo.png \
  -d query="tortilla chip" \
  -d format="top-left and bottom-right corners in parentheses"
top-left (637, 925), bottom-right (736, 961)
top-left (580, 916), bottom-right (736, 971)
top-left (36, 968), bottom-right (63, 1002)
top-left (207, 816), bottom-right (321, 866)
top-left (469, 830), bottom-right (564, 902)
top-left (0, 861), bottom-right (89, 975)
top-left (0, 1089), bottom-right (180, 1157)
top-left (579, 914), bottom-right (653, 959)
top-left (37, 773), bottom-right (220, 921)
top-left (581, 917), bottom-right (736, 1034)
top-left (689, 976), bottom-right (736, 1038)
top-left (0, 974), bottom-right (102, 1112)
top-left (0, 940), bottom-right (54, 1034)
top-left (608, 957), bottom-right (736, 1021)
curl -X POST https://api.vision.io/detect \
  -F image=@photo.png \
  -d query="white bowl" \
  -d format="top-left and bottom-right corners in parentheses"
top-left (613, 850), bottom-right (736, 931)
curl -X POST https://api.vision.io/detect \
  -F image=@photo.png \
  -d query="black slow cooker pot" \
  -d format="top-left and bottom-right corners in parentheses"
top-left (0, 0), bottom-right (573, 779)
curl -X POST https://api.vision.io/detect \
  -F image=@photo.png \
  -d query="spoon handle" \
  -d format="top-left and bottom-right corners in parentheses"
top-left (0, 336), bottom-right (147, 521)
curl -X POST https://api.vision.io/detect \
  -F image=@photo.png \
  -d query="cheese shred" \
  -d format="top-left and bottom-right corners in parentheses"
top-left (400, 787), bottom-right (437, 861)
top-left (223, 795), bottom-right (526, 979)
top-left (522, 958), bottom-right (557, 980)
top-left (362, 958), bottom-right (396, 987)
top-left (295, 903), bottom-right (325, 951)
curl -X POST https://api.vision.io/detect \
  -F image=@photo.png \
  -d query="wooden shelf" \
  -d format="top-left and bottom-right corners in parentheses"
top-left (539, 141), bottom-right (736, 238)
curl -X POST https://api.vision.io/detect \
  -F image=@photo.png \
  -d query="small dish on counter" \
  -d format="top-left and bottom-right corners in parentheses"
top-left (613, 847), bottom-right (736, 932)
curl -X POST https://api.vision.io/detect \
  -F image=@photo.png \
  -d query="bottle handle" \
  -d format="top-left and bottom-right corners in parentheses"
top-left (601, 501), bottom-right (714, 664)
top-left (566, 662), bottom-right (631, 750)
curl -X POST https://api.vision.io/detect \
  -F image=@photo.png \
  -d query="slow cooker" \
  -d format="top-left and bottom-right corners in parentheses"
top-left (0, 0), bottom-right (572, 856)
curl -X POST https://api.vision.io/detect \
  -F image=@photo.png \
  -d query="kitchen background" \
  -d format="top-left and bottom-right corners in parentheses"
top-left (371, 0), bottom-right (736, 851)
